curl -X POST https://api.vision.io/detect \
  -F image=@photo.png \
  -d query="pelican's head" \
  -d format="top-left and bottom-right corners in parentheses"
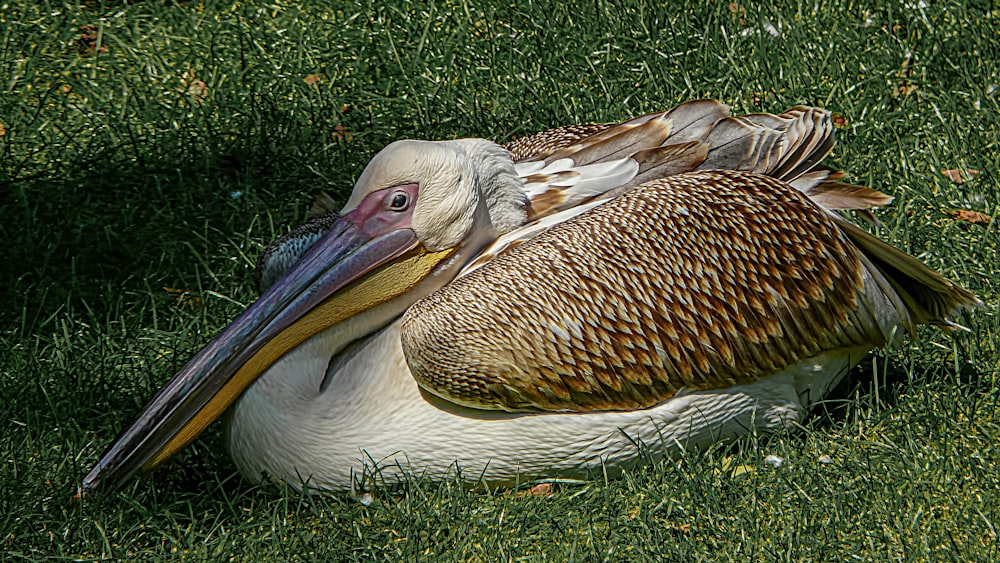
top-left (346, 139), bottom-right (526, 252)
top-left (80, 139), bottom-right (526, 495)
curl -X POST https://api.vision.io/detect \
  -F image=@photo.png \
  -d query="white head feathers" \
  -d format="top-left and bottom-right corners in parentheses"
top-left (343, 139), bottom-right (527, 251)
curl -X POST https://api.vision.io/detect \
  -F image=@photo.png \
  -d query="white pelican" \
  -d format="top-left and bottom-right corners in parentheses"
top-left (81, 100), bottom-right (979, 495)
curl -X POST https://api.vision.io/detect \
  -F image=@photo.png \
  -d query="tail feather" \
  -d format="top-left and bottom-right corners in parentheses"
top-left (510, 100), bottom-right (872, 222)
top-left (640, 99), bottom-right (730, 144)
top-left (834, 216), bottom-right (982, 329)
top-left (622, 142), bottom-right (710, 191)
top-left (547, 114), bottom-right (673, 166)
top-left (786, 168), bottom-right (841, 195)
top-left (697, 106), bottom-right (836, 183)
top-left (697, 116), bottom-right (786, 172)
top-left (804, 182), bottom-right (895, 211)
top-left (511, 100), bottom-right (730, 219)
top-left (764, 107), bottom-right (836, 181)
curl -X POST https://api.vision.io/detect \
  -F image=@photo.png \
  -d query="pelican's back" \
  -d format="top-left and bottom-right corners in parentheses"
top-left (401, 104), bottom-right (980, 413)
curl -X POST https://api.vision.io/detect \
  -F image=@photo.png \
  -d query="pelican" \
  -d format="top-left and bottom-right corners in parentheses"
top-left (81, 100), bottom-right (979, 495)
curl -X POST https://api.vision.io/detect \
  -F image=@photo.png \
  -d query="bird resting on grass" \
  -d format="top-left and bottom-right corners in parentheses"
top-left (80, 100), bottom-right (980, 496)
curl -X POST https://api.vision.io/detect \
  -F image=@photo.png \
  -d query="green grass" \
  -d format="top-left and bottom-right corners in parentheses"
top-left (2, 0), bottom-right (999, 560)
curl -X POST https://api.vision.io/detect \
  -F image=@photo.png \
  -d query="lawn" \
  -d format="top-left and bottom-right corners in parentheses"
top-left (2, 0), bottom-right (998, 560)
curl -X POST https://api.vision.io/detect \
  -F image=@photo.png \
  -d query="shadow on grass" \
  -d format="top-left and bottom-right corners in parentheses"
top-left (810, 341), bottom-right (987, 435)
top-left (0, 96), bottom-right (359, 336)
top-left (0, 95), bottom-right (367, 511)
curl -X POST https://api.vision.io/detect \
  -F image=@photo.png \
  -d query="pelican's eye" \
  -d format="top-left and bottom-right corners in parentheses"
top-left (388, 190), bottom-right (411, 211)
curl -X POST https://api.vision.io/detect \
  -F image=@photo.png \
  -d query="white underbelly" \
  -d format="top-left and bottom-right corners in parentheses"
top-left (227, 323), bottom-right (870, 493)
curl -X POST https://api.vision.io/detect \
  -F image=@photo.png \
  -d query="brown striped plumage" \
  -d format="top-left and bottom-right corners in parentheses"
top-left (402, 170), bottom-right (889, 412)
top-left (503, 123), bottom-right (619, 161)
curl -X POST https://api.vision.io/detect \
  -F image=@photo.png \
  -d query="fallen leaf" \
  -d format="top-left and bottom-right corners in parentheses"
top-left (77, 24), bottom-right (108, 57)
top-left (516, 483), bottom-right (553, 498)
top-left (180, 71), bottom-right (208, 105)
top-left (332, 124), bottom-right (353, 142)
top-left (163, 287), bottom-right (203, 308)
top-left (893, 52), bottom-right (917, 97)
top-left (303, 74), bottom-right (322, 86)
top-left (831, 112), bottom-right (848, 128)
top-left (896, 55), bottom-right (913, 78)
top-left (748, 89), bottom-right (780, 107)
top-left (0, 122), bottom-right (6, 137)
top-left (947, 209), bottom-right (992, 225)
top-left (728, 2), bottom-right (746, 25)
top-left (714, 455), bottom-right (757, 479)
top-left (340, 103), bottom-right (353, 114)
top-left (729, 464), bottom-right (756, 478)
top-left (942, 168), bottom-right (980, 184)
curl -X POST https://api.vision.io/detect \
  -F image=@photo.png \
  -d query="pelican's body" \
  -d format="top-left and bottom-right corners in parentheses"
top-left (82, 101), bottom-right (979, 495)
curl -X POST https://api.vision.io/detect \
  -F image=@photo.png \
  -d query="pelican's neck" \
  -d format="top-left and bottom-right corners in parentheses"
top-left (226, 140), bottom-right (535, 489)
top-left (227, 321), bottom-right (415, 490)
top-left (226, 208), bottom-right (506, 484)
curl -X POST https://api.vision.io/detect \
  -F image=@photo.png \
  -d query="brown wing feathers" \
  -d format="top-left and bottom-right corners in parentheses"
top-left (503, 123), bottom-right (619, 161)
top-left (401, 171), bottom-right (879, 412)
top-left (403, 103), bottom-right (979, 412)
top-left (505, 101), bottom-right (896, 220)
